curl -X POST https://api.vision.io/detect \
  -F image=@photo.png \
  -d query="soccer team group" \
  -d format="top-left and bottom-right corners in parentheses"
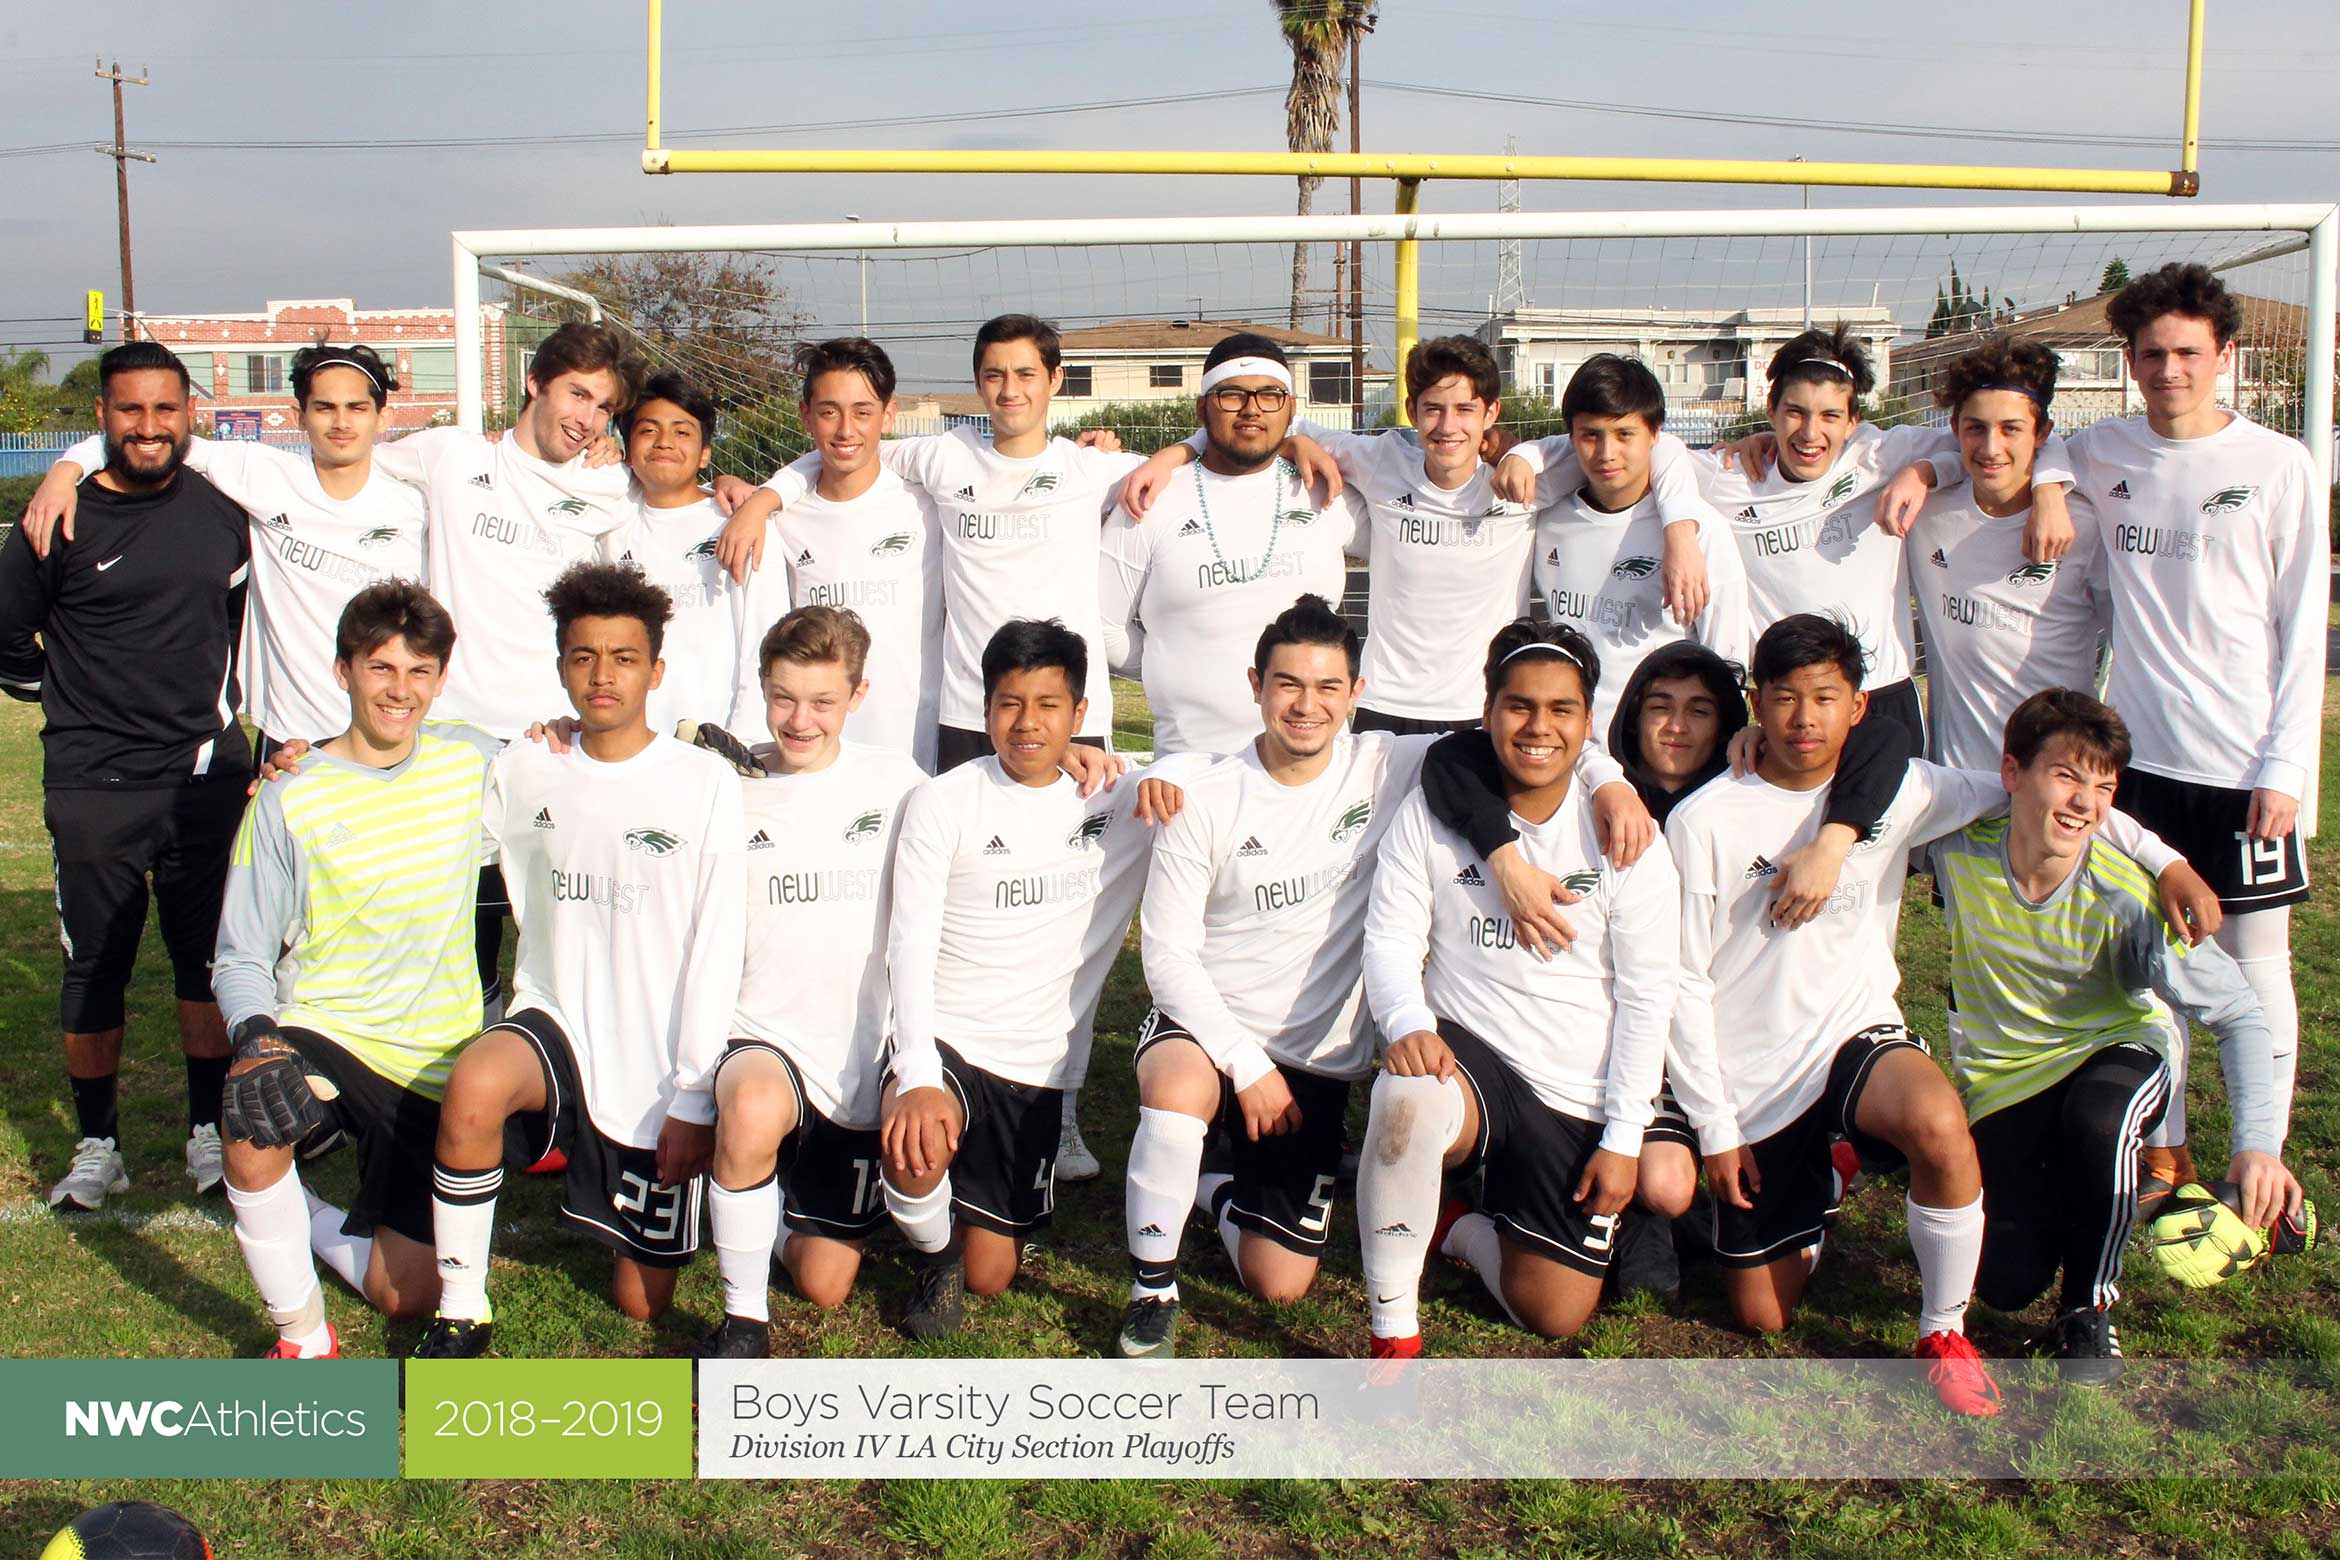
top-left (0, 260), bottom-right (2321, 1417)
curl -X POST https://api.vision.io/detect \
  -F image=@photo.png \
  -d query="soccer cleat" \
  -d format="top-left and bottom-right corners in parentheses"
top-left (2049, 1305), bottom-right (2123, 1386)
top-left (1056, 1106), bottom-right (1101, 1184)
top-left (185, 1123), bottom-right (225, 1197)
top-left (2135, 1143), bottom-right (2197, 1213)
top-left (412, 1315), bottom-right (494, 1360)
top-left (1829, 1139), bottom-right (1864, 1204)
top-left (49, 1136), bottom-right (130, 1212)
top-left (676, 720), bottom-right (766, 778)
top-left (1115, 1295), bottom-right (1181, 1359)
top-left (1368, 1331), bottom-right (1423, 1362)
top-left (1914, 1330), bottom-right (2003, 1417)
top-left (900, 1255), bottom-right (967, 1341)
top-left (694, 1315), bottom-right (772, 1360)
top-left (1609, 1210), bottom-right (1681, 1305)
top-left (1428, 1194), bottom-right (1472, 1270)
top-left (263, 1323), bottom-right (341, 1360)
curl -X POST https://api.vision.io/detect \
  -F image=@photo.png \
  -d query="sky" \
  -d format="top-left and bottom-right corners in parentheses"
top-left (3, 0), bottom-right (2335, 389)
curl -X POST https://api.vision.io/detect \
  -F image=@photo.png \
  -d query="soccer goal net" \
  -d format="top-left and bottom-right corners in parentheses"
top-left (452, 204), bottom-right (2335, 493)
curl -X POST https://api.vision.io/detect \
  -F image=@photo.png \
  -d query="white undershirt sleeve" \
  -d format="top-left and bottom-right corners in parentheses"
top-left (664, 782), bottom-right (747, 1125)
top-left (1138, 817), bottom-right (1278, 1091)
top-left (1664, 862), bottom-right (1739, 1155)
top-left (1598, 846), bottom-right (1680, 1155)
top-left (883, 780), bottom-right (957, 1096)
top-left (1096, 509), bottom-right (1151, 677)
top-left (727, 551), bottom-right (790, 731)
top-left (759, 453), bottom-right (818, 508)
top-left (2256, 459), bottom-right (2328, 802)
top-left (1361, 799), bottom-right (1442, 1049)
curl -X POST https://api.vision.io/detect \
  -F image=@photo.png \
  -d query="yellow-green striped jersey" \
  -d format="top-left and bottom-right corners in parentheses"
top-left (211, 722), bottom-right (499, 1099)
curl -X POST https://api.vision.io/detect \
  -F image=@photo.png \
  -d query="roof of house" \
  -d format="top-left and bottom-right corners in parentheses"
top-left (1056, 318), bottom-right (1351, 353)
top-left (1893, 289), bottom-right (2304, 379)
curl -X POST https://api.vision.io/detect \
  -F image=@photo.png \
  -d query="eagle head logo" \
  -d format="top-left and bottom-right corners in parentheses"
top-left (686, 538), bottom-right (720, 561)
top-left (1067, 811), bottom-right (1112, 848)
top-left (2006, 561), bottom-right (2058, 586)
top-left (871, 531), bottom-right (913, 556)
top-left (2200, 486), bottom-right (2256, 515)
top-left (1822, 472), bottom-right (1859, 507)
top-left (1560, 870), bottom-right (1602, 895)
top-left (357, 526), bottom-right (400, 548)
top-left (1610, 556), bottom-right (1659, 580)
top-left (1330, 799), bottom-right (1374, 844)
top-left (844, 810), bottom-right (884, 843)
top-left (624, 827), bottom-right (684, 856)
top-left (547, 497), bottom-right (589, 517)
top-left (1017, 471), bottom-right (1061, 497)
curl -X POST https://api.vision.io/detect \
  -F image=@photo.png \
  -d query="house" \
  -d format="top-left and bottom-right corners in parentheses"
top-left (1050, 318), bottom-right (1377, 427)
top-left (132, 298), bottom-right (554, 434)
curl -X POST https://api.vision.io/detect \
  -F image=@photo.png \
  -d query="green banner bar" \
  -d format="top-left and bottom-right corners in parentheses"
top-left (404, 1359), bottom-right (693, 1479)
top-left (0, 1360), bottom-right (399, 1478)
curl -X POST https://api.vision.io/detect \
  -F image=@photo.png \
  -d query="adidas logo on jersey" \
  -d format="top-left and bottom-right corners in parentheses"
top-left (618, 550), bottom-right (634, 563)
top-left (954, 484), bottom-right (978, 502)
top-left (320, 821), bottom-right (355, 847)
top-left (1017, 471), bottom-right (1061, 498)
top-left (1237, 835), bottom-right (1269, 858)
top-left (1735, 505), bottom-right (1758, 521)
top-left (1929, 548), bottom-right (1949, 569)
top-left (469, 472), bottom-right (494, 489)
top-left (532, 808), bottom-right (555, 830)
top-left (2107, 479), bottom-right (2131, 501)
top-left (747, 829), bottom-right (775, 850)
top-left (1744, 854), bottom-right (1778, 879)
top-left (1391, 491), bottom-right (1416, 510)
top-left (1176, 518), bottom-right (1204, 537)
top-left (258, 512), bottom-right (292, 531)
top-left (1545, 546), bottom-right (1560, 565)
top-left (1453, 863), bottom-right (1486, 886)
top-left (983, 835), bottom-right (1010, 855)
top-left (796, 548), bottom-right (814, 566)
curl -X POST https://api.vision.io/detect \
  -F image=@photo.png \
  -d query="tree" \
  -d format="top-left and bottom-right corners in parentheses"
top-left (1272, 1), bottom-right (1375, 330)
top-left (539, 252), bottom-right (809, 408)
top-left (1058, 399), bottom-right (1209, 457)
top-left (0, 349), bottom-right (54, 434)
top-left (2100, 258), bottom-right (2132, 294)
top-left (1925, 262), bottom-right (1994, 339)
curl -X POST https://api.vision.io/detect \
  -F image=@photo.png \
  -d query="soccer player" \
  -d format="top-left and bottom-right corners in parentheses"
top-left (1498, 325), bottom-right (2075, 748)
top-left (1941, 689), bottom-right (2298, 1380)
top-left (211, 582), bottom-right (495, 1357)
top-left (1125, 334), bottom-right (1716, 734)
top-left (1098, 336), bottom-right (1367, 755)
top-left (21, 343), bottom-right (427, 756)
top-left (1534, 354), bottom-right (1747, 732)
top-left (696, 606), bottom-right (929, 1358)
top-left (416, 562), bottom-right (745, 1358)
top-left (0, 342), bottom-right (250, 1211)
top-left (1119, 596), bottom-right (1648, 1356)
top-left (762, 339), bottom-right (943, 770)
top-left (1903, 337), bottom-right (2110, 772)
top-left (1358, 622), bottom-right (1679, 1354)
top-left (1663, 614), bottom-right (2204, 1415)
top-left (2062, 264), bottom-right (2324, 1193)
top-left (880, 619), bottom-right (1178, 1337)
top-left (608, 372), bottom-right (788, 736)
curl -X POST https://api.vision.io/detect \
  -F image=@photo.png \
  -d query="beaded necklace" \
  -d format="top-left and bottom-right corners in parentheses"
top-left (1189, 456), bottom-right (1296, 581)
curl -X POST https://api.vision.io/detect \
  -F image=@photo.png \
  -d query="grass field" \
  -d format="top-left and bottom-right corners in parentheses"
top-left (1, 683), bottom-right (2336, 1556)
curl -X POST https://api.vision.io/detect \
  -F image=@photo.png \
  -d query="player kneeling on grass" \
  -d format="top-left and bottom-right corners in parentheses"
top-left (1942, 688), bottom-right (2299, 1382)
top-left (881, 619), bottom-right (1182, 1339)
top-left (1663, 614), bottom-right (2210, 1416)
top-left (212, 582), bottom-right (496, 1358)
top-left (1357, 622), bottom-right (1679, 1357)
top-left (416, 563), bottom-right (746, 1359)
top-left (693, 606), bottom-right (931, 1360)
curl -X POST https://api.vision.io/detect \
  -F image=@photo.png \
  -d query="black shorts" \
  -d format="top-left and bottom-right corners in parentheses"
top-left (2115, 767), bottom-right (2309, 912)
top-left (1352, 708), bottom-right (1478, 737)
top-left (45, 779), bottom-right (247, 1032)
top-left (1711, 1024), bottom-right (1925, 1270)
top-left (1135, 1010), bottom-right (1350, 1255)
top-left (1441, 1021), bottom-right (1621, 1277)
top-left (1863, 678), bottom-right (1925, 752)
top-left (909, 1039), bottom-right (1061, 1235)
top-left (935, 725), bottom-right (1108, 774)
top-left (274, 1025), bottom-right (442, 1246)
top-left (712, 1041), bottom-right (887, 1240)
top-left (1644, 1080), bottom-right (1697, 1152)
top-left (499, 1008), bottom-right (704, 1268)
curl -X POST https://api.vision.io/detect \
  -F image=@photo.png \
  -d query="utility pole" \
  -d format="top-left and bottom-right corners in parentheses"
top-left (1347, 12), bottom-right (1375, 429)
top-left (93, 58), bottom-right (153, 342)
top-left (845, 213), bottom-right (867, 330)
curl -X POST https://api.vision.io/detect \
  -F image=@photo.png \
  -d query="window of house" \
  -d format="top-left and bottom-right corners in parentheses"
top-left (1148, 363), bottom-right (1183, 389)
top-left (1308, 360), bottom-right (1352, 405)
top-left (235, 354), bottom-right (287, 394)
top-left (405, 346), bottom-right (457, 393)
top-left (1060, 364), bottom-right (1094, 397)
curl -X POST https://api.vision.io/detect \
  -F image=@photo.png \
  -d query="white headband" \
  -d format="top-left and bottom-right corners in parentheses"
top-left (1796, 355), bottom-right (1856, 380)
top-left (1200, 356), bottom-right (1294, 394)
top-left (1499, 640), bottom-right (1585, 672)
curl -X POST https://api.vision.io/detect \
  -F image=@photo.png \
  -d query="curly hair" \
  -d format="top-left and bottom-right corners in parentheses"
top-left (543, 561), bottom-right (674, 662)
top-left (1934, 334), bottom-right (2058, 429)
top-left (2105, 262), bottom-right (2243, 348)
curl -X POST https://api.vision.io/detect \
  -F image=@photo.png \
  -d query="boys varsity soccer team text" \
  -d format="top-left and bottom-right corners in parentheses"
top-left (0, 262), bottom-right (2320, 1416)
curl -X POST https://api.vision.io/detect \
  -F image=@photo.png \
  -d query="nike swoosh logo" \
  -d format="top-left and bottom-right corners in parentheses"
top-left (1374, 1293), bottom-right (1406, 1305)
top-left (95, 557), bottom-right (123, 572)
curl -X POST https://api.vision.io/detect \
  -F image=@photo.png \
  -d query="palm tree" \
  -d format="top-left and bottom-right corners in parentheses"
top-left (1273, 1), bottom-right (1374, 330)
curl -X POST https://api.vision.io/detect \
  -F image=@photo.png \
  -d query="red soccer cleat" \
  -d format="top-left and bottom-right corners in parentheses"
top-left (1429, 1195), bottom-right (1473, 1269)
top-left (262, 1323), bottom-right (340, 1360)
top-left (1368, 1331), bottom-right (1422, 1362)
top-left (1830, 1139), bottom-right (1864, 1204)
top-left (1914, 1329), bottom-right (2002, 1418)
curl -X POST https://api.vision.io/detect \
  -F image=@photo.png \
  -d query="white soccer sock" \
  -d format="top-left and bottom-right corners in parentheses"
top-left (709, 1173), bottom-right (781, 1323)
top-left (2145, 1005), bottom-right (2190, 1150)
top-left (886, 1173), bottom-right (955, 1256)
top-left (1193, 1172), bottom-right (1241, 1268)
top-left (229, 1166), bottom-right (328, 1352)
top-left (2220, 908), bottom-right (2297, 1143)
top-left (1357, 1072), bottom-right (1466, 1340)
top-left (430, 1160), bottom-right (503, 1323)
top-left (302, 1187), bottom-right (372, 1294)
top-left (1907, 1192), bottom-right (1984, 1338)
top-left (1126, 1107), bottom-right (1209, 1301)
top-left (1443, 1211), bottom-right (1526, 1329)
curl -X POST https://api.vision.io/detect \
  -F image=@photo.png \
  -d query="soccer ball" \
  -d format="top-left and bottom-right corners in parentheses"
top-left (2147, 1180), bottom-right (2269, 1289)
top-left (39, 1502), bottom-right (210, 1560)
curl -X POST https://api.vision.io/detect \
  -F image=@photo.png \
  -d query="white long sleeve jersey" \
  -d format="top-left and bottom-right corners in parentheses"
top-left (2062, 413), bottom-right (2327, 802)
top-left (607, 497), bottom-right (788, 737)
top-left (766, 430), bottom-right (1141, 737)
top-left (770, 468), bottom-right (944, 770)
top-left (885, 756), bottom-right (1166, 1093)
top-left (65, 434), bottom-right (427, 744)
top-left (734, 743), bottom-right (928, 1129)
top-left (1662, 759), bottom-right (2178, 1155)
top-left (1098, 460), bottom-right (1364, 756)
top-left (487, 734), bottom-right (747, 1147)
top-left (1364, 785), bottom-right (1679, 1156)
top-left (1534, 485), bottom-right (1750, 734)
top-left (373, 428), bottom-right (631, 739)
top-left (1905, 490), bottom-right (2111, 772)
top-left (1699, 425), bottom-right (2073, 691)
